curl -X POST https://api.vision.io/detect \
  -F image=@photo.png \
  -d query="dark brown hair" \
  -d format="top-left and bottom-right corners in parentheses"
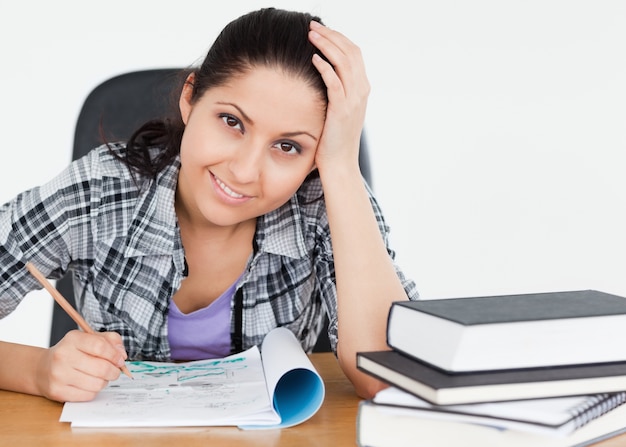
top-left (120, 8), bottom-right (327, 178)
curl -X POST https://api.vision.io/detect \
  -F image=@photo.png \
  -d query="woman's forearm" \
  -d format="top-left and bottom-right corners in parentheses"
top-left (319, 164), bottom-right (408, 398)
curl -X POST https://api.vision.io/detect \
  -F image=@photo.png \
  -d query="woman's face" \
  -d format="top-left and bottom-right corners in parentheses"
top-left (177, 66), bottom-right (325, 228)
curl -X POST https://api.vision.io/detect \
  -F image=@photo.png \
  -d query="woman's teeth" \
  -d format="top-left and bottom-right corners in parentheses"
top-left (215, 176), bottom-right (244, 199)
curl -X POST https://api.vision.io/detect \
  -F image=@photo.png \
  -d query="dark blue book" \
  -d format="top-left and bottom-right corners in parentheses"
top-left (357, 349), bottom-right (626, 405)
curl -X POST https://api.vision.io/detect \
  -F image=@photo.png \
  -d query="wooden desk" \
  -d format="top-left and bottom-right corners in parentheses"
top-left (0, 353), bottom-right (360, 447)
top-left (2, 353), bottom-right (625, 447)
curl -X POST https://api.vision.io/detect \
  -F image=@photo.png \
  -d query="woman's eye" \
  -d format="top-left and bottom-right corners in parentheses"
top-left (276, 142), bottom-right (301, 154)
top-left (220, 114), bottom-right (243, 132)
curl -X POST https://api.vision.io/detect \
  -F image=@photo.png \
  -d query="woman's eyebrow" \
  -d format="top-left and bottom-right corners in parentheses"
top-left (217, 101), bottom-right (254, 125)
top-left (281, 130), bottom-right (318, 142)
top-left (217, 101), bottom-right (318, 142)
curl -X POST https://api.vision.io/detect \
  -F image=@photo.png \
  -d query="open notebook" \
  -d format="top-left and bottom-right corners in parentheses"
top-left (60, 327), bottom-right (325, 429)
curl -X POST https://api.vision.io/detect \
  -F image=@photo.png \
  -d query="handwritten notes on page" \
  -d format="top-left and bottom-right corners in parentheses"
top-left (60, 327), bottom-right (325, 429)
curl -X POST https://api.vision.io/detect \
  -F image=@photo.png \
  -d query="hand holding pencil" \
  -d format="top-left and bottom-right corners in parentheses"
top-left (25, 262), bottom-right (133, 380)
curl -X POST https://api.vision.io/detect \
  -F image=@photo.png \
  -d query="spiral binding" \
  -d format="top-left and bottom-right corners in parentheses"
top-left (570, 392), bottom-right (626, 429)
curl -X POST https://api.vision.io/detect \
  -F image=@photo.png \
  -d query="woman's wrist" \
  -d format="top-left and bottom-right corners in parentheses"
top-left (0, 341), bottom-right (47, 397)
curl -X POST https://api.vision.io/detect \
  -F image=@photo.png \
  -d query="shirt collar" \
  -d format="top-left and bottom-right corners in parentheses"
top-left (123, 157), bottom-right (180, 258)
top-left (255, 193), bottom-right (308, 260)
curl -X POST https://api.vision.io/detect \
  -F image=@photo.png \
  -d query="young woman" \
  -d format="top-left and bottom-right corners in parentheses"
top-left (0, 8), bottom-right (418, 402)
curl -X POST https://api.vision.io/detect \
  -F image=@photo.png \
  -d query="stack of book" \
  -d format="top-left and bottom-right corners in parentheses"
top-left (356, 290), bottom-right (626, 446)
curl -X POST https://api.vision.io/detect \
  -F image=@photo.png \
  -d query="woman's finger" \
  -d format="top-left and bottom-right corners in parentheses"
top-left (309, 21), bottom-right (367, 85)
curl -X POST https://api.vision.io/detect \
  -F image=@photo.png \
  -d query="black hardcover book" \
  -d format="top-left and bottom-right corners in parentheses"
top-left (387, 290), bottom-right (626, 372)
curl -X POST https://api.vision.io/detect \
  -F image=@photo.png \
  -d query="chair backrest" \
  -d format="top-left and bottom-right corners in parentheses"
top-left (50, 69), bottom-right (374, 352)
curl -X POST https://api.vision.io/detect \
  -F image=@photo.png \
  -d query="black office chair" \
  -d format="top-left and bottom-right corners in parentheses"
top-left (50, 69), bottom-right (374, 353)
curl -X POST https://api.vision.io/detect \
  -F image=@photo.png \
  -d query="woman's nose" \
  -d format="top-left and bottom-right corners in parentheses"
top-left (227, 144), bottom-right (263, 183)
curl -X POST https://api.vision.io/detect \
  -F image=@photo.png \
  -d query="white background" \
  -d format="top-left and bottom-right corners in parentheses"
top-left (1, 0), bottom-right (625, 348)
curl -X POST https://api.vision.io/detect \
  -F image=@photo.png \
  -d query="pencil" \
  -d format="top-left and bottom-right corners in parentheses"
top-left (25, 262), bottom-right (134, 379)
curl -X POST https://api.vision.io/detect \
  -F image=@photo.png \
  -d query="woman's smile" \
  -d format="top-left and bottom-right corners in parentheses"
top-left (210, 171), bottom-right (252, 203)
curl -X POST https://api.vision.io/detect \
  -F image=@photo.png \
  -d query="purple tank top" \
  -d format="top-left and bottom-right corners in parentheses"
top-left (167, 277), bottom-right (239, 361)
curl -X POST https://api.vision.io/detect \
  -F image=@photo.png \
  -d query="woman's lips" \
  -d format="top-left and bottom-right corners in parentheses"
top-left (211, 172), bottom-right (252, 203)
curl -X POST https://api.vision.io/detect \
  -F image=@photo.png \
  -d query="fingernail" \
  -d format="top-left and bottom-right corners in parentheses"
top-left (310, 20), bottom-right (322, 29)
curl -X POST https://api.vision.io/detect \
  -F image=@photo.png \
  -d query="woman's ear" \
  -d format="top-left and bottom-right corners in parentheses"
top-left (179, 73), bottom-right (195, 125)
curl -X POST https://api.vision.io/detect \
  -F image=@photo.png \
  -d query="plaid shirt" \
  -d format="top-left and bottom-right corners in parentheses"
top-left (0, 143), bottom-right (418, 360)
